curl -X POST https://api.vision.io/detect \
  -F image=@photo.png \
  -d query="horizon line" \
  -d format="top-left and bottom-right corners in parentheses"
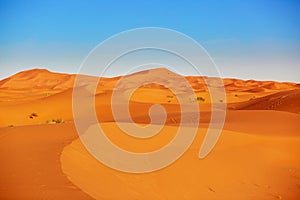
top-left (1, 67), bottom-right (299, 84)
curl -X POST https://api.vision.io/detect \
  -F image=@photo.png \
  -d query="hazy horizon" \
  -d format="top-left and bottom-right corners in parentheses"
top-left (1, 0), bottom-right (300, 82)
top-left (1, 66), bottom-right (299, 84)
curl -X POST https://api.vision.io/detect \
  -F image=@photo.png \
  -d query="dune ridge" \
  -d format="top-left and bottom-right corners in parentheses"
top-left (0, 68), bottom-right (299, 199)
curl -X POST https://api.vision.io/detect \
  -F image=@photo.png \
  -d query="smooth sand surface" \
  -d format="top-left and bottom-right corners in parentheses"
top-left (0, 123), bottom-right (93, 199)
top-left (0, 68), bottom-right (299, 199)
top-left (61, 123), bottom-right (300, 200)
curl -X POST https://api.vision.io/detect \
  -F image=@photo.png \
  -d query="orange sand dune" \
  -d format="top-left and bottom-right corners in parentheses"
top-left (0, 69), bottom-right (74, 103)
top-left (61, 123), bottom-right (300, 200)
top-left (0, 69), bottom-right (75, 90)
top-left (229, 89), bottom-right (300, 113)
top-left (0, 68), bottom-right (299, 199)
top-left (0, 123), bottom-right (92, 199)
top-left (222, 78), bottom-right (298, 92)
top-left (223, 110), bottom-right (300, 136)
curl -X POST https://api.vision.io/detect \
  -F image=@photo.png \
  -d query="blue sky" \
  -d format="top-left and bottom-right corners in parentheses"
top-left (0, 0), bottom-right (300, 82)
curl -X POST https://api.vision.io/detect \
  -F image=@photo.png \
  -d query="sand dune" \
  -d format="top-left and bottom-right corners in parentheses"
top-left (61, 123), bottom-right (300, 200)
top-left (0, 69), bottom-right (75, 90)
top-left (0, 123), bottom-right (93, 199)
top-left (0, 68), bottom-right (299, 199)
top-left (229, 89), bottom-right (300, 113)
top-left (0, 69), bottom-right (75, 104)
top-left (222, 78), bottom-right (298, 92)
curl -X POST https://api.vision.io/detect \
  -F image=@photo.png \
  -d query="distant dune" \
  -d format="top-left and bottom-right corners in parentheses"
top-left (0, 68), bottom-right (299, 199)
top-left (0, 69), bottom-right (75, 90)
top-left (229, 89), bottom-right (300, 113)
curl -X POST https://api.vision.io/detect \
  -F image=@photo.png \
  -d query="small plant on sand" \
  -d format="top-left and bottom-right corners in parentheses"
top-left (167, 95), bottom-right (174, 98)
top-left (56, 118), bottom-right (64, 123)
top-left (197, 97), bottom-right (205, 102)
top-left (46, 120), bottom-right (52, 124)
top-left (234, 94), bottom-right (238, 97)
top-left (46, 118), bottom-right (65, 124)
top-left (8, 125), bottom-right (14, 127)
top-left (219, 99), bottom-right (223, 103)
top-left (29, 112), bottom-right (38, 119)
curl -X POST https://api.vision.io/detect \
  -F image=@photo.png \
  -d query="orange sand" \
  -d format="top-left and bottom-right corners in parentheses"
top-left (0, 68), bottom-right (299, 199)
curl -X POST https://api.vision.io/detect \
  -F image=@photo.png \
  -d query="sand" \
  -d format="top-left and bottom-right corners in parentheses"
top-left (0, 68), bottom-right (299, 199)
top-left (61, 123), bottom-right (300, 200)
top-left (0, 123), bottom-right (93, 199)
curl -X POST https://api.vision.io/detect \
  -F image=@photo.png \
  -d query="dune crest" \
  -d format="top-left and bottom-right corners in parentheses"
top-left (0, 68), bottom-right (300, 199)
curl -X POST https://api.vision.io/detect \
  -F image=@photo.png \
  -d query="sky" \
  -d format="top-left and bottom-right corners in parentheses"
top-left (0, 0), bottom-right (300, 82)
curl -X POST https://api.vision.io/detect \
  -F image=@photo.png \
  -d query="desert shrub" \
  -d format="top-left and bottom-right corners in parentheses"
top-left (56, 118), bottom-right (64, 123)
top-left (29, 113), bottom-right (38, 119)
top-left (8, 125), bottom-right (14, 127)
top-left (234, 94), bottom-right (238, 97)
top-left (197, 97), bottom-right (205, 102)
top-left (46, 120), bottom-right (55, 124)
top-left (167, 95), bottom-right (174, 98)
top-left (46, 118), bottom-right (64, 124)
top-left (219, 99), bottom-right (223, 103)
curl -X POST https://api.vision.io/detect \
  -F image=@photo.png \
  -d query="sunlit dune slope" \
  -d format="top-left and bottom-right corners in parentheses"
top-left (229, 89), bottom-right (300, 113)
top-left (0, 69), bottom-right (75, 103)
top-left (61, 122), bottom-right (300, 200)
top-left (0, 69), bottom-right (75, 90)
top-left (0, 123), bottom-right (93, 199)
top-left (0, 68), bottom-right (299, 127)
top-left (0, 68), bottom-right (300, 200)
